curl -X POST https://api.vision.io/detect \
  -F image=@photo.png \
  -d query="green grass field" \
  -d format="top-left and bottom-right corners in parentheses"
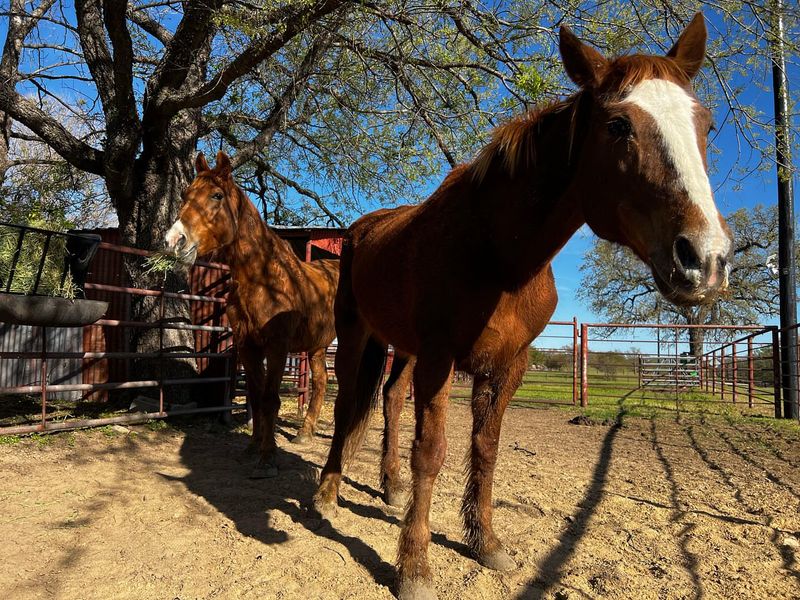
top-left (499, 367), bottom-right (780, 422)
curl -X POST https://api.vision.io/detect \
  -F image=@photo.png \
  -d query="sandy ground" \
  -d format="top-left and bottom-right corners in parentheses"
top-left (2, 401), bottom-right (800, 600)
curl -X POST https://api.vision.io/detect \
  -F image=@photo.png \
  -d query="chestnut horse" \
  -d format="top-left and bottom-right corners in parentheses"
top-left (314, 14), bottom-right (732, 599)
top-left (165, 152), bottom-right (339, 477)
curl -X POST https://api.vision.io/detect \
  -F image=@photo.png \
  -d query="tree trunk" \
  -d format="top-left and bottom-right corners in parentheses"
top-left (115, 107), bottom-right (203, 405)
top-left (684, 308), bottom-right (707, 360)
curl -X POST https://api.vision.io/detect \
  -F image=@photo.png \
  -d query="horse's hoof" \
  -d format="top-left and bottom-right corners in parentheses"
top-left (397, 577), bottom-right (437, 600)
top-left (292, 431), bottom-right (313, 445)
top-left (383, 486), bottom-right (408, 508)
top-left (249, 463), bottom-right (278, 479)
top-left (477, 548), bottom-right (516, 571)
top-left (312, 496), bottom-right (338, 520)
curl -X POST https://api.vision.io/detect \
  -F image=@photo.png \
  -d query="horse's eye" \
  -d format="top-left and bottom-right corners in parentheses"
top-left (607, 117), bottom-right (632, 139)
top-left (212, 192), bottom-right (223, 201)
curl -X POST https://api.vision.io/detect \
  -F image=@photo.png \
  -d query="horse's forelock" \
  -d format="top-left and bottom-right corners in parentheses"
top-left (601, 55), bottom-right (690, 98)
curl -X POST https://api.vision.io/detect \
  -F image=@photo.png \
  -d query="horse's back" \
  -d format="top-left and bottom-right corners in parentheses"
top-left (343, 175), bottom-right (557, 366)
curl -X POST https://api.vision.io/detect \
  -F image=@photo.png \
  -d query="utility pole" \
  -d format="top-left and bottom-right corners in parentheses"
top-left (770, 0), bottom-right (798, 419)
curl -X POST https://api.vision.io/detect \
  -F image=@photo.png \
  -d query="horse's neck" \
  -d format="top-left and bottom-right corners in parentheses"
top-left (224, 196), bottom-right (302, 300)
top-left (475, 99), bottom-right (589, 284)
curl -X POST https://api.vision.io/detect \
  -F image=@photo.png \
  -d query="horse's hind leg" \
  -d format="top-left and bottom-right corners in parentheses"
top-left (381, 353), bottom-right (415, 507)
top-left (312, 323), bottom-right (372, 516)
top-left (250, 347), bottom-right (288, 479)
top-left (397, 353), bottom-right (453, 600)
top-left (461, 350), bottom-right (527, 571)
top-left (293, 348), bottom-right (328, 444)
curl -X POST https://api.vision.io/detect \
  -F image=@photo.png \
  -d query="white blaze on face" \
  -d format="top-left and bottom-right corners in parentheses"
top-left (623, 79), bottom-right (729, 257)
top-left (165, 219), bottom-right (187, 251)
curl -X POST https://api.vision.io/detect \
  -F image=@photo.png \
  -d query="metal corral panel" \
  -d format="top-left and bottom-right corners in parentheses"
top-left (0, 323), bottom-right (82, 400)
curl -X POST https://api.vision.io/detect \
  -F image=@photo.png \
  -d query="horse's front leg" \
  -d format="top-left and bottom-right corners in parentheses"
top-left (250, 347), bottom-right (288, 479)
top-left (461, 350), bottom-right (527, 571)
top-left (397, 352), bottom-right (453, 600)
top-left (239, 344), bottom-right (266, 459)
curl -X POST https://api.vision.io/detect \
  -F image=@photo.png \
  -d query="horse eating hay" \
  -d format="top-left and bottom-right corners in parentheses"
top-left (313, 14), bottom-right (732, 599)
top-left (165, 152), bottom-right (339, 476)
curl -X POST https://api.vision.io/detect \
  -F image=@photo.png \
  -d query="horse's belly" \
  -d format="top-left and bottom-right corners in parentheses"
top-left (353, 277), bottom-right (419, 354)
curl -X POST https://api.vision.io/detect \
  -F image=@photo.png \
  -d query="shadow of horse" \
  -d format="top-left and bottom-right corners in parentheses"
top-left (162, 417), bottom-right (469, 592)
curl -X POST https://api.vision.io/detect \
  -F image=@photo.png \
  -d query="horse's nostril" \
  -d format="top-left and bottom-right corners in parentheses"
top-left (674, 236), bottom-right (701, 274)
top-left (176, 234), bottom-right (186, 249)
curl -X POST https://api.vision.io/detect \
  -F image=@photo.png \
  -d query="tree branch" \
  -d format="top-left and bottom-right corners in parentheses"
top-left (256, 159), bottom-right (343, 227)
top-left (157, 0), bottom-right (348, 115)
top-left (146, 0), bottom-right (224, 102)
top-left (229, 24), bottom-right (339, 169)
top-left (74, 0), bottom-right (115, 109)
top-left (0, 0), bottom-right (103, 175)
top-left (0, 85), bottom-right (104, 174)
top-left (101, 0), bottom-right (142, 197)
top-left (126, 6), bottom-right (172, 45)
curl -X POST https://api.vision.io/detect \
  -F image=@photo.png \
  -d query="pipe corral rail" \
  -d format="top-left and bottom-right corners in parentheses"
top-left (0, 236), bottom-right (795, 434)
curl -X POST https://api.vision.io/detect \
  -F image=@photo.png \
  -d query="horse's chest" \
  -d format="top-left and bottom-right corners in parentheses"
top-left (459, 275), bottom-right (557, 373)
top-left (226, 288), bottom-right (298, 342)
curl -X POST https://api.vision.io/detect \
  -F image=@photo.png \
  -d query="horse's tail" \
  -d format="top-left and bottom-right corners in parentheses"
top-left (342, 335), bottom-right (387, 466)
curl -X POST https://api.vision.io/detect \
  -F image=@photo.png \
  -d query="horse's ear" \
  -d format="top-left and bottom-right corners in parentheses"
top-left (559, 25), bottom-right (608, 88)
top-left (666, 12), bottom-right (707, 80)
top-left (214, 151), bottom-right (232, 179)
top-left (195, 153), bottom-right (210, 174)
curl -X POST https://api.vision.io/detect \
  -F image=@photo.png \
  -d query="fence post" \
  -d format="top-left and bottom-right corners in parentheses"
top-left (580, 324), bottom-right (588, 407)
top-left (158, 285), bottom-right (165, 414)
top-left (771, 326), bottom-right (783, 418)
top-left (747, 337), bottom-right (754, 410)
top-left (638, 355), bottom-right (642, 389)
top-left (712, 351), bottom-right (716, 395)
top-left (674, 327), bottom-right (680, 406)
top-left (732, 342), bottom-right (738, 404)
top-left (572, 317), bottom-right (578, 405)
top-left (720, 345), bottom-right (726, 401)
top-left (297, 351), bottom-right (309, 417)
top-left (40, 326), bottom-right (47, 431)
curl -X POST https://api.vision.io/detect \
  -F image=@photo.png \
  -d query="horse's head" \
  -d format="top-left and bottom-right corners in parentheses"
top-left (165, 151), bottom-right (241, 265)
top-left (562, 13), bottom-right (732, 305)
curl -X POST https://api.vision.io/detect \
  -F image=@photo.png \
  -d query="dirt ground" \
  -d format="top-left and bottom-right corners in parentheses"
top-left (2, 401), bottom-right (800, 600)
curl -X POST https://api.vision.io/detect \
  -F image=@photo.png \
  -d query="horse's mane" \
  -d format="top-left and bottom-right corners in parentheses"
top-left (469, 98), bottom-right (579, 184)
top-left (469, 54), bottom-right (690, 184)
